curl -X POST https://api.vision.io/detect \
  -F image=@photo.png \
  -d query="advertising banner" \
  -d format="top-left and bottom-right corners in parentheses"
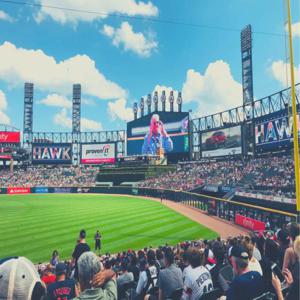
top-left (201, 126), bottom-right (242, 157)
top-left (7, 187), bottom-right (30, 194)
top-left (127, 112), bottom-right (189, 155)
top-left (235, 214), bottom-right (266, 231)
top-left (32, 143), bottom-right (72, 164)
top-left (77, 187), bottom-right (91, 193)
top-left (81, 143), bottom-right (116, 164)
top-left (0, 132), bottom-right (20, 143)
top-left (255, 111), bottom-right (300, 151)
top-left (53, 187), bottom-right (72, 193)
top-left (34, 187), bottom-right (49, 193)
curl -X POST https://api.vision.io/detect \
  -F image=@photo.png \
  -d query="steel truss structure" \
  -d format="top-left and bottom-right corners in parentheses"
top-left (191, 84), bottom-right (300, 155)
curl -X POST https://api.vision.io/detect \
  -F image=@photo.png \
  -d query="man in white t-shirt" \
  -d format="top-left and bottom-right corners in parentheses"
top-left (183, 248), bottom-right (213, 300)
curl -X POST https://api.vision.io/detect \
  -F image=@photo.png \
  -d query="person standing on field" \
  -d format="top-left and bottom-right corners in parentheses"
top-left (95, 230), bottom-right (102, 254)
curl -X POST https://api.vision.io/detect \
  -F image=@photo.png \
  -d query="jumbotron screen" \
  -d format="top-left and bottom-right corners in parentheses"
top-left (201, 126), bottom-right (242, 157)
top-left (127, 112), bottom-right (189, 156)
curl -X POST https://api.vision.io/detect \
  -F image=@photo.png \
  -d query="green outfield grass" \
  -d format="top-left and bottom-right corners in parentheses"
top-left (0, 194), bottom-right (218, 263)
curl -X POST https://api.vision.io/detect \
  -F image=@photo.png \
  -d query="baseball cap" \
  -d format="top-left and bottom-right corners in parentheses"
top-left (55, 262), bottom-right (67, 275)
top-left (230, 245), bottom-right (249, 259)
top-left (0, 256), bottom-right (45, 300)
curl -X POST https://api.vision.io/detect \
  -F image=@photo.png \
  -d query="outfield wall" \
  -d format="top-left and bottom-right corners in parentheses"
top-left (0, 185), bottom-right (297, 230)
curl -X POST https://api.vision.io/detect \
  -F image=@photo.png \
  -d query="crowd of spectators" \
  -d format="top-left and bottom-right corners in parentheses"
top-left (0, 154), bottom-right (295, 201)
top-left (0, 165), bottom-right (98, 187)
top-left (0, 223), bottom-right (299, 300)
top-left (139, 155), bottom-right (295, 200)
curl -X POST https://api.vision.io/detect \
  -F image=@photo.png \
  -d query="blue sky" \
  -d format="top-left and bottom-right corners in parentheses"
top-left (0, 0), bottom-right (299, 132)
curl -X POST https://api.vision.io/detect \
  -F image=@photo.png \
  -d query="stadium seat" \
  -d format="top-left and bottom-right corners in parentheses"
top-left (199, 288), bottom-right (221, 300)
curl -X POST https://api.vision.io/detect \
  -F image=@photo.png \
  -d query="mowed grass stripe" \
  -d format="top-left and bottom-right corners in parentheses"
top-left (0, 208), bottom-right (178, 250)
top-left (1, 204), bottom-right (164, 235)
top-left (0, 194), bottom-right (218, 262)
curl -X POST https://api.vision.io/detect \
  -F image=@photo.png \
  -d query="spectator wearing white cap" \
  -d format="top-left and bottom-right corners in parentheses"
top-left (0, 256), bottom-right (46, 300)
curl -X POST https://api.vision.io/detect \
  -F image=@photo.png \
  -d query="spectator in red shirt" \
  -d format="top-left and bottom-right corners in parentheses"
top-left (41, 264), bottom-right (56, 286)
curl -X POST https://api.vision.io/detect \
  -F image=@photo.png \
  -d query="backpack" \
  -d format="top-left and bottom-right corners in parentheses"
top-left (143, 266), bottom-right (159, 296)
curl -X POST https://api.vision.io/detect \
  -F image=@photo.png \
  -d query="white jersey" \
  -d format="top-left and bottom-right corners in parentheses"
top-left (184, 266), bottom-right (213, 300)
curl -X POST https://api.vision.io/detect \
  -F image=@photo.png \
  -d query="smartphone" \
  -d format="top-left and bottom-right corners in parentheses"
top-left (271, 263), bottom-right (285, 282)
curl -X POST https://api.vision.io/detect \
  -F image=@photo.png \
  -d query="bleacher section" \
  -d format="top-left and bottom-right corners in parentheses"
top-left (96, 165), bottom-right (176, 186)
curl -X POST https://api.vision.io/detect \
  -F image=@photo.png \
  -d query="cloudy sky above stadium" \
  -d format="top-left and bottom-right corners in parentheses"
top-left (0, 0), bottom-right (299, 132)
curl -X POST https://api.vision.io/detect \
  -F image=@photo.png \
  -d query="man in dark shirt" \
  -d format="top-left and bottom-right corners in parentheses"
top-left (47, 263), bottom-right (77, 300)
top-left (226, 245), bottom-right (264, 300)
top-left (72, 229), bottom-right (90, 280)
top-left (94, 230), bottom-right (102, 254)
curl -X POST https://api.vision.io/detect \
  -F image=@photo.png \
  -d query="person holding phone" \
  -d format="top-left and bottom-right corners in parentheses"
top-left (142, 114), bottom-right (173, 155)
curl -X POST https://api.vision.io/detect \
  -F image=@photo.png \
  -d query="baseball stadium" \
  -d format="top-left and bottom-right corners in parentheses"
top-left (0, 1), bottom-right (299, 300)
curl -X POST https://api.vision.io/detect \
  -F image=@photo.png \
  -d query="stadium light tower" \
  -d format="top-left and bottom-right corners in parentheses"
top-left (140, 97), bottom-right (145, 117)
top-left (177, 92), bottom-right (183, 112)
top-left (146, 94), bottom-right (152, 115)
top-left (161, 90), bottom-right (166, 112)
top-left (72, 84), bottom-right (81, 133)
top-left (153, 91), bottom-right (159, 111)
top-left (241, 25), bottom-right (254, 105)
top-left (23, 83), bottom-right (34, 134)
top-left (133, 102), bottom-right (138, 120)
top-left (169, 91), bottom-right (174, 112)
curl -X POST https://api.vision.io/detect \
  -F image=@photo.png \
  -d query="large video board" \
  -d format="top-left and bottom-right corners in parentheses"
top-left (127, 112), bottom-right (189, 156)
top-left (32, 143), bottom-right (72, 164)
top-left (255, 111), bottom-right (300, 151)
top-left (81, 143), bottom-right (116, 164)
top-left (201, 126), bottom-right (242, 157)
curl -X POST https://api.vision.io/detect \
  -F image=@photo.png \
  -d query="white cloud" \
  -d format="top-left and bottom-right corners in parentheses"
top-left (0, 41), bottom-right (126, 100)
top-left (53, 108), bottom-right (72, 128)
top-left (0, 90), bottom-right (8, 111)
top-left (53, 108), bottom-right (102, 131)
top-left (0, 10), bottom-right (14, 22)
top-left (270, 60), bottom-right (300, 86)
top-left (82, 98), bottom-right (96, 106)
top-left (182, 60), bottom-right (242, 115)
top-left (107, 98), bottom-right (132, 122)
top-left (38, 94), bottom-right (72, 108)
top-left (35, 0), bottom-right (158, 25)
top-left (0, 111), bottom-right (10, 125)
top-left (285, 22), bottom-right (300, 38)
top-left (102, 22), bottom-right (157, 57)
top-left (0, 89), bottom-right (10, 125)
top-left (81, 118), bottom-right (103, 131)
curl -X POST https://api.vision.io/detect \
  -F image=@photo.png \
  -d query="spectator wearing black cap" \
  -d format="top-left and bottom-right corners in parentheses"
top-left (158, 248), bottom-right (183, 300)
top-left (72, 229), bottom-right (91, 280)
top-left (226, 245), bottom-right (264, 300)
top-left (46, 262), bottom-right (78, 300)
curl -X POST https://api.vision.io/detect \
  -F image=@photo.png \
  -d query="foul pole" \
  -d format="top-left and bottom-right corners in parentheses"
top-left (286, 0), bottom-right (300, 220)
